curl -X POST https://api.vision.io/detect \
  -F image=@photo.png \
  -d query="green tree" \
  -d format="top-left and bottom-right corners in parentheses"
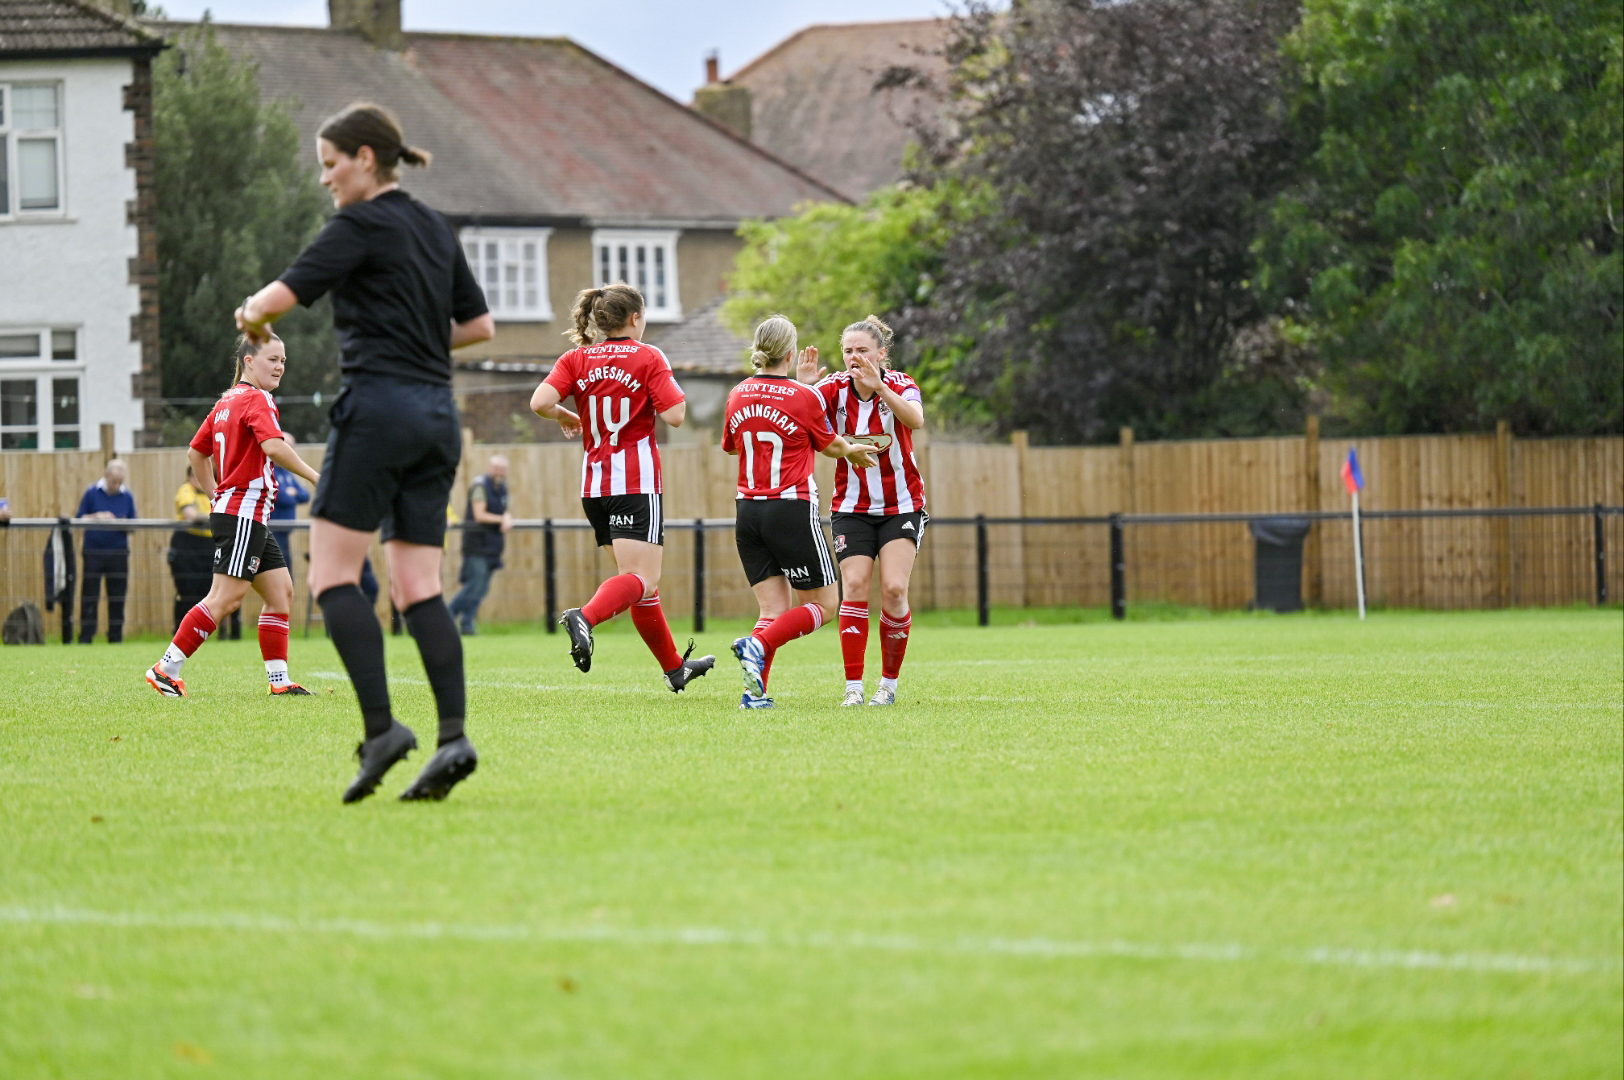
top-left (154, 22), bottom-right (338, 443)
top-left (1257, 0), bottom-right (1623, 435)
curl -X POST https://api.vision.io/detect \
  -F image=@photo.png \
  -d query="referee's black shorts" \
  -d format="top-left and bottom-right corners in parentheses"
top-left (312, 374), bottom-right (461, 547)
top-left (734, 498), bottom-right (837, 591)
top-left (210, 513), bottom-right (287, 581)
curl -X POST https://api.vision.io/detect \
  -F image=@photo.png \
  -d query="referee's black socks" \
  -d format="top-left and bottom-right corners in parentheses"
top-left (317, 584), bottom-right (393, 740)
top-left (404, 597), bottom-right (467, 746)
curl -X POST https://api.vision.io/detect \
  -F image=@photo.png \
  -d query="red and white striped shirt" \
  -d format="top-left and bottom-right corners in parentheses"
top-left (189, 382), bottom-right (283, 523)
top-left (544, 338), bottom-right (685, 498)
top-left (721, 375), bottom-right (835, 501)
top-left (814, 369), bottom-right (927, 515)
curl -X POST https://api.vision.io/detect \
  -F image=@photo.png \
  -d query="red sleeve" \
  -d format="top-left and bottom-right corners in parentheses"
top-left (815, 376), bottom-right (840, 413)
top-left (800, 387), bottom-right (836, 452)
top-left (188, 414), bottom-right (213, 456)
top-left (719, 389), bottom-right (740, 453)
top-left (543, 350), bottom-right (578, 401)
top-left (242, 393), bottom-right (284, 445)
top-left (644, 347), bottom-right (685, 413)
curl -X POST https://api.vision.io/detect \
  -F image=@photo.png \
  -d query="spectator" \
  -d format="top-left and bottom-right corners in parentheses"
top-left (168, 466), bottom-right (214, 631)
top-left (448, 455), bottom-right (512, 635)
top-left (269, 431), bottom-right (312, 562)
top-left (76, 459), bottom-right (137, 643)
top-left (0, 493), bottom-right (10, 524)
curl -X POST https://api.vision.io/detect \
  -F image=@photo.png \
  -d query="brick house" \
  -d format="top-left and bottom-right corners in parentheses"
top-left (0, 0), bottom-right (162, 453)
top-left (165, 1), bottom-right (846, 442)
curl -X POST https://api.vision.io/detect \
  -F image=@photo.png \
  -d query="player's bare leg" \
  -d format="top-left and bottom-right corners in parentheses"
top-left (871, 538), bottom-right (919, 706)
top-left (251, 567), bottom-right (309, 695)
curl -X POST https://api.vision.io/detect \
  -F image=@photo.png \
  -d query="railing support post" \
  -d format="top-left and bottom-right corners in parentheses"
top-left (693, 519), bottom-right (706, 633)
top-left (543, 518), bottom-right (557, 632)
top-left (1595, 503), bottom-right (1607, 606)
top-left (1110, 513), bottom-right (1126, 620)
top-left (975, 513), bottom-right (990, 627)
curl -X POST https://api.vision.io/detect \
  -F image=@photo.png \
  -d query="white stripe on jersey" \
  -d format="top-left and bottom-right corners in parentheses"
top-left (888, 435), bottom-right (914, 514)
top-left (588, 459), bottom-right (604, 499)
top-left (609, 450), bottom-right (627, 496)
top-left (856, 399), bottom-right (886, 509)
top-left (636, 437), bottom-right (655, 495)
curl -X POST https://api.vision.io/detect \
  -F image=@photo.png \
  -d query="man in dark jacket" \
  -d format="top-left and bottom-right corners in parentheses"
top-left (448, 455), bottom-right (512, 635)
top-left (76, 459), bottom-right (137, 643)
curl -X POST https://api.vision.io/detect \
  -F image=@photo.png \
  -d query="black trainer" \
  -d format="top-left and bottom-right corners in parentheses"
top-left (663, 639), bottom-right (716, 693)
top-left (342, 720), bottom-right (418, 804)
top-left (399, 736), bottom-right (479, 801)
top-left (560, 607), bottom-right (593, 672)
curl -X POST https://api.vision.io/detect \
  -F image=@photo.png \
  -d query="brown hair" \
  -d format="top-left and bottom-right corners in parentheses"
top-left (318, 102), bottom-right (431, 180)
top-left (843, 314), bottom-right (895, 366)
top-left (750, 315), bottom-right (797, 372)
top-left (567, 283), bottom-right (645, 347)
top-left (232, 331), bottom-right (282, 386)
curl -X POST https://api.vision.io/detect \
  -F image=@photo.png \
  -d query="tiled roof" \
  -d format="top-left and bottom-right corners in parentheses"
top-left (644, 298), bottom-right (751, 374)
top-left (154, 21), bottom-right (845, 225)
top-left (730, 19), bottom-right (949, 201)
top-left (0, 0), bottom-right (162, 57)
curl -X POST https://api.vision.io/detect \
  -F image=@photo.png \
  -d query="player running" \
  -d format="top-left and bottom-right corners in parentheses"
top-left (145, 333), bottom-right (322, 698)
top-left (797, 315), bottom-right (928, 706)
top-left (530, 283), bottom-right (715, 693)
top-left (725, 316), bottom-right (878, 708)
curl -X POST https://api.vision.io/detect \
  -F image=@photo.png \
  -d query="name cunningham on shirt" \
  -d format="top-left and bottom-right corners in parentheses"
top-left (727, 403), bottom-right (800, 436)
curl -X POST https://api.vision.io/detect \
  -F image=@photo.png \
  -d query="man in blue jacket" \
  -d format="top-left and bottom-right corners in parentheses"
top-left (76, 459), bottom-right (137, 643)
top-left (448, 455), bottom-right (512, 635)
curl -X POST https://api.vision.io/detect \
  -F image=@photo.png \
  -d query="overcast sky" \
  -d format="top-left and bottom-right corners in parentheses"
top-left (155, 1), bottom-right (965, 102)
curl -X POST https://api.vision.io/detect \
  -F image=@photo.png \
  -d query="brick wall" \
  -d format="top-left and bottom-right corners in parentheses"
top-left (123, 56), bottom-right (161, 447)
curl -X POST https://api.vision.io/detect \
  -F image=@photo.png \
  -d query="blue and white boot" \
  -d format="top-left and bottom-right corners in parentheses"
top-left (731, 635), bottom-right (767, 698)
top-left (739, 693), bottom-right (776, 710)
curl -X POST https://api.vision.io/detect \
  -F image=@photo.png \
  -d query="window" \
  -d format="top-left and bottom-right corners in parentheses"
top-left (0, 328), bottom-right (78, 367)
top-left (1, 378), bottom-right (38, 449)
top-left (460, 228), bottom-right (552, 321)
top-left (0, 83), bottom-right (63, 216)
top-left (591, 230), bottom-right (681, 321)
top-left (0, 373), bottom-right (81, 451)
top-left (51, 377), bottom-right (79, 449)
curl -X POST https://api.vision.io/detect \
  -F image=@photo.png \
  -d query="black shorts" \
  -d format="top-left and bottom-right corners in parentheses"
top-left (735, 498), bottom-right (837, 590)
top-left (583, 493), bottom-right (664, 547)
top-left (831, 511), bottom-right (929, 561)
top-left (210, 513), bottom-right (287, 580)
top-left (312, 375), bottom-right (461, 547)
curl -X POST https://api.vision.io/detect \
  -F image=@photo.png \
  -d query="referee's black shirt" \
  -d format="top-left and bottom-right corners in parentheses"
top-left (279, 189), bottom-right (488, 385)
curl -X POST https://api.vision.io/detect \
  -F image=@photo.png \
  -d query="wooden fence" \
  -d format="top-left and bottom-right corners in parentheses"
top-left (2, 424), bottom-right (1619, 635)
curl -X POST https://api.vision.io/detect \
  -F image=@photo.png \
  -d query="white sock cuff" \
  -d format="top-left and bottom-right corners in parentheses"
top-left (839, 604), bottom-right (869, 617)
top-left (804, 603), bottom-right (825, 631)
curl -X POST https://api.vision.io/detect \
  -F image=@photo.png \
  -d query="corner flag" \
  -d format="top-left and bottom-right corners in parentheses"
top-left (1340, 448), bottom-right (1364, 495)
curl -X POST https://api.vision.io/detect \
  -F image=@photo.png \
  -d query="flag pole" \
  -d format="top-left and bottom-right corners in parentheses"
top-left (1351, 489), bottom-right (1366, 620)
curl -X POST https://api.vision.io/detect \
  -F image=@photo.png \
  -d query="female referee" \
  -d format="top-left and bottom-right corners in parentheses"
top-left (145, 332), bottom-right (321, 698)
top-left (531, 283), bottom-right (714, 693)
top-left (726, 316), bottom-right (877, 708)
top-left (235, 102), bottom-right (494, 804)
top-left (798, 315), bottom-right (927, 706)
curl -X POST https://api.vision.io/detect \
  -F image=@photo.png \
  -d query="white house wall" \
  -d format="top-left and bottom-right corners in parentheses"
top-left (0, 57), bottom-right (142, 454)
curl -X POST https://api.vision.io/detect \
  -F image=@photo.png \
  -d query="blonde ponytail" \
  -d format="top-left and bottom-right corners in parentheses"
top-left (750, 314), bottom-right (797, 372)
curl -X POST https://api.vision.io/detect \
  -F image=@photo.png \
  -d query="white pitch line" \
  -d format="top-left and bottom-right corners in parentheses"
top-left (0, 906), bottom-right (1613, 977)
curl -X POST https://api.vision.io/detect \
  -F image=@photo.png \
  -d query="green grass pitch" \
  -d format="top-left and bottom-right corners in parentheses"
top-left (1, 608), bottom-right (1619, 1078)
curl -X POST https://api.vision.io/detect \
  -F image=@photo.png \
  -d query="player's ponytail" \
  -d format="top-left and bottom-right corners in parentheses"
top-left (566, 283), bottom-right (644, 347)
top-left (843, 313), bottom-right (895, 368)
top-left (231, 331), bottom-right (281, 388)
top-left (750, 314), bottom-right (797, 373)
top-left (319, 102), bottom-right (431, 181)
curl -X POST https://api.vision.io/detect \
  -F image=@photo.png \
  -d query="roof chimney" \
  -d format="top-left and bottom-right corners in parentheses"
top-left (329, 0), bottom-right (403, 50)
top-left (693, 51), bottom-right (752, 141)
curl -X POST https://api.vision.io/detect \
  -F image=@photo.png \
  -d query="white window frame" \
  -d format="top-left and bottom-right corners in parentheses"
top-left (591, 229), bottom-right (682, 322)
top-left (0, 81), bottom-right (67, 220)
top-left (460, 227), bottom-right (553, 322)
top-left (1, 372), bottom-right (80, 451)
top-left (0, 326), bottom-right (79, 370)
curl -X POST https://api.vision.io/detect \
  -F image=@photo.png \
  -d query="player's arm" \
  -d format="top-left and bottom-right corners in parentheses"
top-left (187, 447), bottom-right (216, 493)
top-left (659, 400), bottom-right (687, 428)
top-left (530, 381), bottom-right (582, 438)
top-left (236, 282), bottom-right (298, 345)
top-left (260, 437), bottom-right (320, 486)
top-left (860, 359), bottom-right (924, 429)
top-left (451, 314), bottom-right (495, 349)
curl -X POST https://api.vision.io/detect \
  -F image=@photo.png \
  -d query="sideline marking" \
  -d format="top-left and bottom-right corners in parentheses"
top-left (0, 906), bottom-right (1612, 977)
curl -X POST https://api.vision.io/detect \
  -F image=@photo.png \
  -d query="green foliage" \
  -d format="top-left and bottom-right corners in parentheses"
top-left (1258, 0), bottom-right (1624, 435)
top-left (154, 23), bottom-right (338, 443)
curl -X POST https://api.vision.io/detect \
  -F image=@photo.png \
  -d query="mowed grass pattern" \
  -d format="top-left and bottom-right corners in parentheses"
top-left (1, 609), bottom-right (1619, 1078)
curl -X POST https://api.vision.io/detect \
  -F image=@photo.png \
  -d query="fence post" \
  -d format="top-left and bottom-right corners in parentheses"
top-left (1110, 513), bottom-right (1126, 620)
top-left (975, 513), bottom-right (989, 627)
top-left (543, 518), bottom-right (557, 632)
top-left (1596, 503), bottom-right (1608, 606)
top-left (693, 519), bottom-right (706, 633)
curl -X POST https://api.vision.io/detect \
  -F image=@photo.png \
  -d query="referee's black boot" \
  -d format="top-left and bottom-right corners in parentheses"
top-left (399, 735), bottom-right (478, 802)
top-left (663, 640), bottom-right (716, 693)
top-left (342, 720), bottom-right (418, 804)
top-left (560, 608), bottom-right (593, 672)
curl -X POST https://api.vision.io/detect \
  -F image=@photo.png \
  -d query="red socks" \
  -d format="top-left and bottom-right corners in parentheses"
top-left (753, 618), bottom-right (773, 689)
top-left (880, 610), bottom-right (912, 679)
top-left (838, 601), bottom-right (869, 680)
top-left (756, 603), bottom-right (825, 653)
top-left (581, 573), bottom-right (645, 626)
top-left (630, 592), bottom-right (684, 672)
top-left (173, 602), bottom-right (217, 657)
top-left (258, 613), bottom-right (289, 664)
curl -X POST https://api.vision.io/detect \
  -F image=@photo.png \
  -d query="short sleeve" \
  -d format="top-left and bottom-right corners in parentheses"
top-left (719, 390), bottom-right (739, 453)
top-left (813, 375), bottom-right (841, 413)
top-left (469, 477), bottom-right (489, 503)
top-left (543, 350), bottom-right (578, 401)
top-left (188, 414), bottom-right (213, 456)
top-left (278, 211), bottom-right (368, 306)
top-left (450, 240), bottom-right (488, 324)
top-left (174, 484), bottom-right (191, 517)
top-left (645, 348), bottom-right (685, 413)
top-left (801, 388), bottom-right (836, 452)
top-left (892, 372), bottom-right (922, 403)
top-left (243, 395), bottom-right (284, 446)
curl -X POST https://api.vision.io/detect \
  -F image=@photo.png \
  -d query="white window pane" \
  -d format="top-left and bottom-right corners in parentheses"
top-left (0, 140), bottom-right (8, 215)
top-left (617, 245), bottom-right (628, 283)
top-left (14, 85), bottom-right (58, 129)
top-left (598, 246), bottom-right (610, 286)
top-left (0, 332), bottom-right (40, 358)
top-left (52, 377), bottom-right (78, 426)
top-left (2, 378), bottom-right (38, 426)
top-left (524, 288), bottom-right (538, 309)
top-left (18, 139), bottom-right (59, 209)
top-left (523, 242), bottom-right (536, 262)
top-left (51, 329), bottom-right (76, 359)
top-left (0, 85), bottom-right (7, 127)
top-left (464, 240), bottom-right (478, 265)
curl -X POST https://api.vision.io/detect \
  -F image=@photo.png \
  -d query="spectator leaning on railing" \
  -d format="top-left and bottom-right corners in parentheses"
top-left (76, 459), bottom-right (137, 644)
top-left (447, 454), bottom-right (512, 635)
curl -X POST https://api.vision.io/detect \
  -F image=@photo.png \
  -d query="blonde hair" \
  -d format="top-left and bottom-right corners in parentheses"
top-left (750, 314), bottom-right (798, 372)
top-left (232, 331), bottom-right (282, 386)
top-left (843, 314), bottom-right (895, 366)
top-left (566, 283), bottom-right (644, 347)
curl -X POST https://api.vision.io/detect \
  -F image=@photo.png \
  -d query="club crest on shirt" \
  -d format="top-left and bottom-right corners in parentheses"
top-left (846, 433), bottom-right (893, 453)
top-left (834, 533), bottom-right (847, 553)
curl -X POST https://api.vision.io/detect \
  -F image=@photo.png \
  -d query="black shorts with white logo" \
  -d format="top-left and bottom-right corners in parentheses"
top-left (831, 510), bottom-right (929, 562)
top-left (735, 498), bottom-right (837, 590)
top-left (210, 513), bottom-right (288, 581)
top-left (583, 493), bottom-right (664, 548)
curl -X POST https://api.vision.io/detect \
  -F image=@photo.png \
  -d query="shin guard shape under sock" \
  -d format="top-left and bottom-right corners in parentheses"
top-left (630, 592), bottom-right (684, 672)
top-left (838, 602), bottom-right (869, 681)
top-left (880, 609), bottom-right (912, 680)
top-left (403, 597), bottom-right (467, 745)
top-left (581, 573), bottom-right (645, 626)
top-left (317, 584), bottom-right (393, 739)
